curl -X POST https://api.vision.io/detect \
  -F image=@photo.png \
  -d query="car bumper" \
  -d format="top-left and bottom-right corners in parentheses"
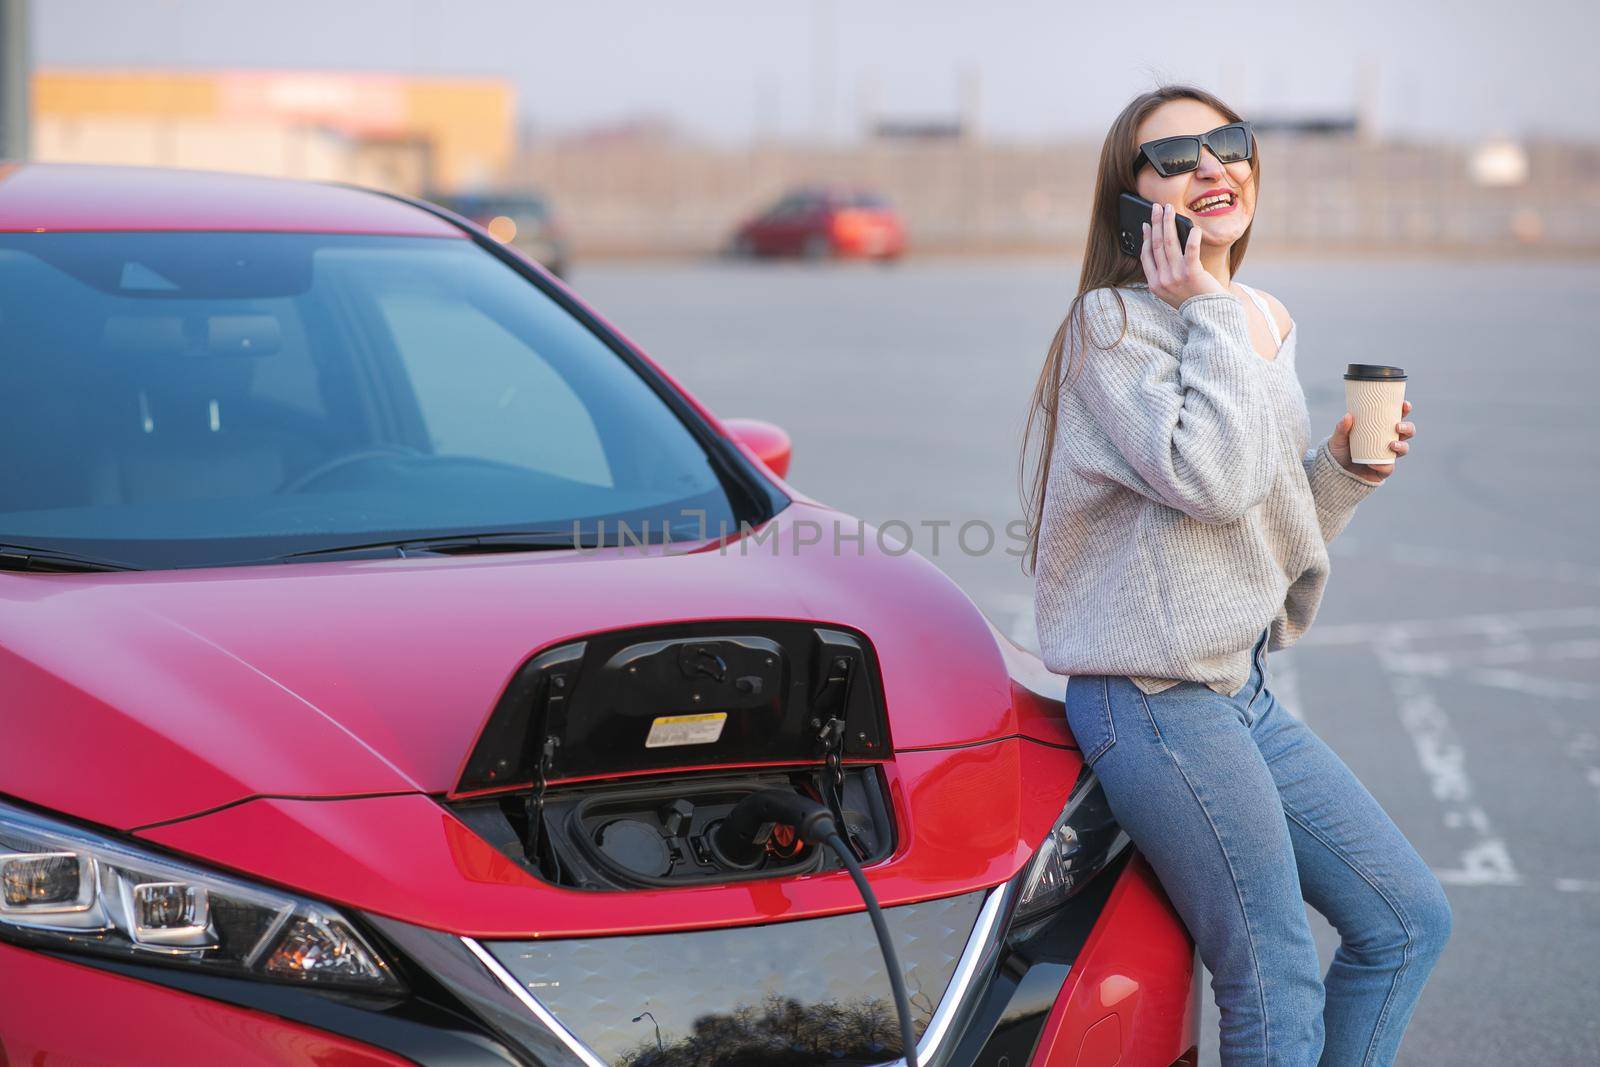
top-left (834, 228), bottom-right (904, 259)
top-left (1027, 851), bottom-right (1200, 1066)
top-left (0, 848), bottom-right (1196, 1067)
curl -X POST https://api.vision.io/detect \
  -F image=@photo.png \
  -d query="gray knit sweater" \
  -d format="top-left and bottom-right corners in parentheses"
top-left (1032, 283), bottom-right (1380, 698)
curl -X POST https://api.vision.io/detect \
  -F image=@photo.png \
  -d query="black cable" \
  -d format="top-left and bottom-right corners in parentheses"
top-left (711, 791), bottom-right (921, 1067)
top-left (821, 831), bottom-right (921, 1067)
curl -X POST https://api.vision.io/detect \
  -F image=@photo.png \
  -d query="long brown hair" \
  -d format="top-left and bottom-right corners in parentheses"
top-left (1018, 84), bottom-right (1259, 575)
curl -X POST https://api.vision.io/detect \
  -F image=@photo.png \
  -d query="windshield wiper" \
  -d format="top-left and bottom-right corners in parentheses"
top-left (279, 529), bottom-right (609, 563)
top-left (0, 543), bottom-right (141, 573)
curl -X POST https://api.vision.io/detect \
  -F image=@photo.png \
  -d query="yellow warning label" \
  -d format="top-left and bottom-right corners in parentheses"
top-left (645, 712), bottom-right (728, 749)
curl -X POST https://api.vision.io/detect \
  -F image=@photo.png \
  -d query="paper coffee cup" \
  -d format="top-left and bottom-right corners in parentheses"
top-left (1344, 364), bottom-right (1408, 466)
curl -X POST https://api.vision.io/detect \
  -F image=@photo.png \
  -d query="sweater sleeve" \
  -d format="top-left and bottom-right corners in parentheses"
top-left (1067, 288), bottom-right (1276, 525)
top-left (1302, 435), bottom-right (1380, 543)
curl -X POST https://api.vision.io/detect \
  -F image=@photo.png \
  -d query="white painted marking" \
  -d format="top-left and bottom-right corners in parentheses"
top-left (1333, 538), bottom-right (1600, 589)
top-left (1432, 843), bottom-right (1523, 887)
top-left (1379, 651), bottom-right (1522, 887)
top-left (1553, 878), bottom-right (1600, 893)
top-left (1354, 612), bottom-right (1600, 699)
top-left (1388, 639), bottom-right (1600, 668)
top-left (1299, 606), bottom-right (1600, 648)
top-left (1383, 655), bottom-right (1599, 701)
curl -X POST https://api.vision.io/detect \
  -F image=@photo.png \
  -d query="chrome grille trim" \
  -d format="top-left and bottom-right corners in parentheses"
top-left (462, 936), bottom-right (607, 1067)
top-left (896, 882), bottom-right (1008, 1064)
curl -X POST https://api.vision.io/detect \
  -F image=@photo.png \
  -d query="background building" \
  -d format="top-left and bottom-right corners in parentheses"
top-left (32, 68), bottom-right (513, 194)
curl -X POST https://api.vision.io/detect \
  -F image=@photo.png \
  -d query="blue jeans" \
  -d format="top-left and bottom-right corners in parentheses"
top-left (1064, 629), bottom-right (1451, 1066)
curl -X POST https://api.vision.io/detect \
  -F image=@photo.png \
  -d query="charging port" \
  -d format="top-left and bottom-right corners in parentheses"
top-left (451, 766), bottom-right (893, 891)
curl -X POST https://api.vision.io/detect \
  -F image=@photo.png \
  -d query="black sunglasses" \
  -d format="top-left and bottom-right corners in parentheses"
top-left (1133, 122), bottom-right (1254, 177)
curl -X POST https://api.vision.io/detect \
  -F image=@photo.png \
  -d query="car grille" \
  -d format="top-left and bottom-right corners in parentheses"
top-left (479, 889), bottom-right (989, 1066)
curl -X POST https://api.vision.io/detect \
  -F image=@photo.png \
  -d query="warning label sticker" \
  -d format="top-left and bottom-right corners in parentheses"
top-left (645, 712), bottom-right (728, 749)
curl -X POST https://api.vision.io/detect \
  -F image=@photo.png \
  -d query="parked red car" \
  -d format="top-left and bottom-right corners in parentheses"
top-left (0, 161), bottom-right (1196, 1066)
top-left (730, 186), bottom-right (906, 261)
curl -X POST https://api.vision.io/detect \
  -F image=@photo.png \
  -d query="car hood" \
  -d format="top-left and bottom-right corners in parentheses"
top-left (1, 503), bottom-right (1041, 830)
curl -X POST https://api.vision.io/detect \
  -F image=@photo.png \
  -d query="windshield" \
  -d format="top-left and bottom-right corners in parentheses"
top-left (0, 232), bottom-right (756, 569)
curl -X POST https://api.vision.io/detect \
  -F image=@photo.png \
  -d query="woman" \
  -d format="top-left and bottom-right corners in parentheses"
top-left (1021, 85), bottom-right (1450, 1066)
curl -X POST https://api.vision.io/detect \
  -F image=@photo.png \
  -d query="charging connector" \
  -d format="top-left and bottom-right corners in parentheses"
top-left (711, 789), bottom-right (920, 1067)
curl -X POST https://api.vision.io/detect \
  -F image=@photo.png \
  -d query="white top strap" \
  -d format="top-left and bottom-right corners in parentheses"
top-left (1237, 283), bottom-right (1281, 347)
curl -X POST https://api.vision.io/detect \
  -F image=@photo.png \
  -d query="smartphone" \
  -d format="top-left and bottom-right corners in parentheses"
top-left (1117, 192), bottom-right (1192, 257)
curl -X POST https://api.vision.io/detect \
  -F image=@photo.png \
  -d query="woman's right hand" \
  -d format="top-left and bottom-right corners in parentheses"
top-left (1140, 201), bottom-right (1226, 309)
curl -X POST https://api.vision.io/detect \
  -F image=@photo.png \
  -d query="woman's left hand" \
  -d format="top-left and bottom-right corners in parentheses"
top-left (1328, 400), bottom-right (1414, 483)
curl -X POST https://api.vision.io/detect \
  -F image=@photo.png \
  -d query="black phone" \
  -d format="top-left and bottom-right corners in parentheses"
top-left (1117, 192), bottom-right (1192, 257)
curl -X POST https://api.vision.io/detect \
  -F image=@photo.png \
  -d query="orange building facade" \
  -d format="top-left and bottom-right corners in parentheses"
top-left (32, 69), bottom-right (514, 194)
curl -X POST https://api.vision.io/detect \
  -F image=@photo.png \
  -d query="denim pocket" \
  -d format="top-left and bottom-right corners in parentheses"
top-left (1064, 675), bottom-right (1117, 765)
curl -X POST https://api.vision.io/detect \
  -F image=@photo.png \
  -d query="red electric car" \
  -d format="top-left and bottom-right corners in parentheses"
top-left (729, 187), bottom-right (907, 261)
top-left (0, 162), bottom-right (1198, 1066)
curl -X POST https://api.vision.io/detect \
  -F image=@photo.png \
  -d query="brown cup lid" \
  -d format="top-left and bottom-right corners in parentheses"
top-left (1345, 363), bottom-right (1407, 381)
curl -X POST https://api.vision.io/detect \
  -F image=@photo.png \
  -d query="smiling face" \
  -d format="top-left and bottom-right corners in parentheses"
top-left (1133, 98), bottom-right (1256, 250)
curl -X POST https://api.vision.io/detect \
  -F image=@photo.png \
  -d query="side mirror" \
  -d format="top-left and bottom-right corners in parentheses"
top-left (723, 418), bottom-right (792, 480)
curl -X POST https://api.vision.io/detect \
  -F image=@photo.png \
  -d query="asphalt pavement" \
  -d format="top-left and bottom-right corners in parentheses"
top-left (568, 254), bottom-right (1600, 1065)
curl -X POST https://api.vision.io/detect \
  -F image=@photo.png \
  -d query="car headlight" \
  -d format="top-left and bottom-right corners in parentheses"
top-left (0, 799), bottom-right (402, 993)
top-left (1012, 768), bottom-right (1131, 925)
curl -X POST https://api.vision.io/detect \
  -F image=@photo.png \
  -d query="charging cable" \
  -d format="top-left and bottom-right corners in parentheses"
top-left (711, 790), bottom-right (920, 1067)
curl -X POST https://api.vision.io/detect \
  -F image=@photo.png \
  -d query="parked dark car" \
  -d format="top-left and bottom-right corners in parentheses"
top-left (730, 186), bottom-right (906, 261)
top-left (427, 188), bottom-right (570, 278)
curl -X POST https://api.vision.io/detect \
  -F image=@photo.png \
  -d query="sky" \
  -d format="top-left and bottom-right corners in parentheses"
top-left (30, 0), bottom-right (1600, 144)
